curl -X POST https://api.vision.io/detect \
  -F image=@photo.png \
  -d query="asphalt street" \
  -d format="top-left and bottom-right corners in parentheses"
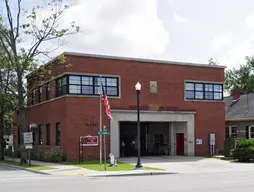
top-left (1, 163), bottom-right (254, 192)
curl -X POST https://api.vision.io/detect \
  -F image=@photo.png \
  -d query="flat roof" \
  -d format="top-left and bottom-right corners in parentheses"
top-left (63, 52), bottom-right (227, 69)
top-left (26, 51), bottom-right (226, 78)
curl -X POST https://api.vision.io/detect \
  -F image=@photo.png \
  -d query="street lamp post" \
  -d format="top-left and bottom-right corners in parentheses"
top-left (135, 82), bottom-right (143, 168)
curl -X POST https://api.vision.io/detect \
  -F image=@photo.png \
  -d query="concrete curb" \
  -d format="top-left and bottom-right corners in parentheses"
top-left (88, 171), bottom-right (178, 177)
top-left (0, 162), bottom-right (51, 175)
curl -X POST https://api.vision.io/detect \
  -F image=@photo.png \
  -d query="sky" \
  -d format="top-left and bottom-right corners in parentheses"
top-left (7, 0), bottom-right (254, 70)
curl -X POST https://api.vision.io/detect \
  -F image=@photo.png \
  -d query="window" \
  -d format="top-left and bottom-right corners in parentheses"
top-left (46, 83), bottom-right (50, 100)
top-left (185, 81), bottom-right (223, 101)
top-left (31, 90), bottom-right (35, 105)
top-left (69, 76), bottom-right (81, 94)
top-left (62, 75), bottom-right (119, 97)
top-left (56, 76), bottom-right (67, 97)
top-left (18, 127), bottom-right (20, 144)
top-left (46, 124), bottom-right (50, 146)
top-left (56, 123), bottom-right (60, 146)
top-left (249, 126), bottom-right (254, 139)
top-left (38, 87), bottom-right (42, 102)
top-left (38, 124), bottom-right (42, 145)
top-left (231, 126), bottom-right (237, 137)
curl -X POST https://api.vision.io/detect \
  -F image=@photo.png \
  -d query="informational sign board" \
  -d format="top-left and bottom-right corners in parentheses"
top-left (8, 135), bottom-right (13, 146)
top-left (196, 139), bottom-right (202, 145)
top-left (80, 136), bottom-right (98, 146)
top-left (24, 144), bottom-right (33, 149)
top-left (23, 132), bottom-right (33, 144)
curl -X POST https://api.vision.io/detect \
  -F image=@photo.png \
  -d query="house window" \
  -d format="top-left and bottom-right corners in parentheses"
top-left (185, 81), bottom-right (223, 101)
top-left (249, 126), bottom-right (254, 139)
top-left (56, 123), bottom-right (60, 146)
top-left (231, 126), bottom-right (237, 137)
top-left (38, 124), bottom-right (42, 145)
top-left (31, 90), bottom-right (35, 105)
top-left (46, 83), bottom-right (50, 100)
top-left (56, 76), bottom-right (67, 97)
top-left (46, 124), bottom-right (50, 145)
top-left (38, 87), bottom-right (42, 102)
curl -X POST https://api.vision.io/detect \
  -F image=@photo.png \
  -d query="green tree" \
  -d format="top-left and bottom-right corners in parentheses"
top-left (208, 57), bottom-right (218, 65)
top-left (0, 41), bottom-right (17, 160)
top-left (0, 0), bottom-right (79, 164)
top-left (224, 56), bottom-right (254, 95)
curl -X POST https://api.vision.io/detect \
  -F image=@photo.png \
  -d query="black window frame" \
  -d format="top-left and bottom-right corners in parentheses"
top-left (46, 82), bottom-right (50, 100)
top-left (67, 75), bottom-right (120, 97)
top-left (46, 123), bottom-right (50, 146)
top-left (185, 81), bottom-right (223, 101)
top-left (31, 90), bottom-right (35, 105)
top-left (38, 124), bottom-right (42, 145)
top-left (38, 86), bottom-right (42, 103)
top-left (56, 122), bottom-right (60, 146)
top-left (56, 76), bottom-right (67, 97)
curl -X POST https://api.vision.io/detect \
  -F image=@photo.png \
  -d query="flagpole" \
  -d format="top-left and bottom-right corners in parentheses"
top-left (99, 76), bottom-right (102, 166)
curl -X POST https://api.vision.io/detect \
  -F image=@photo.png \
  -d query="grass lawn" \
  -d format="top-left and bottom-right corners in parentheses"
top-left (0, 160), bottom-right (56, 171)
top-left (61, 160), bottom-right (164, 171)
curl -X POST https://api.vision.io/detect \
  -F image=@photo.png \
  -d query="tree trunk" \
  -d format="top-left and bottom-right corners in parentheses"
top-left (17, 73), bottom-right (26, 165)
top-left (0, 112), bottom-right (5, 160)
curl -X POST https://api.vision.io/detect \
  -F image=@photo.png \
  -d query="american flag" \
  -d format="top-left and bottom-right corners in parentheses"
top-left (101, 83), bottom-right (112, 120)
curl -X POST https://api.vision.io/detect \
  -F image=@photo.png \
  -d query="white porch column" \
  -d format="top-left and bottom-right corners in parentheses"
top-left (171, 123), bottom-right (175, 156)
top-left (187, 114), bottom-right (195, 156)
top-left (110, 119), bottom-right (120, 158)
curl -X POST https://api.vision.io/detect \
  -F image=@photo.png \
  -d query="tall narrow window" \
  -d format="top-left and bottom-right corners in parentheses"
top-left (56, 76), bottom-right (67, 97)
top-left (56, 123), bottom-right (60, 146)
top-left (249, 126), bottom-right (254, 139)
top-left (46, 124), bottom-right (50, 145)
top-left (231, 126), bottom-right (237, 137)
top-left (46, 83), bottom-right (50, 100)
top-left (38, 87), bottom-right (42, 102)
top-left (31, 90), bottom-right (35, 105)
top-left (38, 124), bottom-right (42, 145)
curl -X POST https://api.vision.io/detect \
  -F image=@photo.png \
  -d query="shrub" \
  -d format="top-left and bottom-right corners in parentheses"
top-left (4, 147), bottom-right (21, 158)
top-left (235, 139), bottom-right (254, 148)
top-left (32, 148), bottom-right (66, 162)
top-left (230, 139), bottom-right (254, 162)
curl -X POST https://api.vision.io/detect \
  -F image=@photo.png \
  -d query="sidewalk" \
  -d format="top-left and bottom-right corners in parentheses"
top-left (3, 157), bottom-right (174, 177)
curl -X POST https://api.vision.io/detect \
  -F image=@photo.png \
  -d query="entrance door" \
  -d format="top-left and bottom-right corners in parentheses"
top-left (176, 133), bottom-right (184, 155)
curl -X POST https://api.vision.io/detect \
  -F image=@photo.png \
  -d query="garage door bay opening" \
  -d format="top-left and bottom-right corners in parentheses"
top-left (119, 121), bottom-right (189, 157)
top-left (120, 122), bottom-right (171, 157)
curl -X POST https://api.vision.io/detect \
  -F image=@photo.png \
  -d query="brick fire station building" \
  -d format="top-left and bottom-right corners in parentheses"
top-left (15, 52), bottom-right (226, 161)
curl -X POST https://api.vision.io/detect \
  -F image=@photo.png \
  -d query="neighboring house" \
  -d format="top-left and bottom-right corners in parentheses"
top-left (225, 92), bottom-right (254, 139)
top-left (14, 52), bottom-right (226, 161)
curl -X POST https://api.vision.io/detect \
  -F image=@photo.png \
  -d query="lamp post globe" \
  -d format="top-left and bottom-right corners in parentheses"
top-left (135, 82), bottom-right (142, 168)
top-left (135, 82), bottom-right (141, 91)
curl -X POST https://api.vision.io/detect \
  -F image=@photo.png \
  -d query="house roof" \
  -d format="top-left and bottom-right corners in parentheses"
top-left (225, 93), bottom-right (254, 121)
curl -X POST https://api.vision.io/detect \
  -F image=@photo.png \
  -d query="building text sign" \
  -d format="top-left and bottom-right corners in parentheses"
top-left (80, 136), bottom-right (98, 146)
top-left (23, 132), bottom-right (33, 144)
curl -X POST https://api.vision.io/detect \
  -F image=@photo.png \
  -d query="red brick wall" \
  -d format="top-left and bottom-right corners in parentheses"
top-left (21, 54), bottom-right (225, 161)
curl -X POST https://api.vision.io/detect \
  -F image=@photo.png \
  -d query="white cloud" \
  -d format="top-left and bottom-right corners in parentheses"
top-left (211, 34), bottom-right (233, 51)
top-left (172, 12), bottom-right (188, 23)
top-left (53, 0), bottom-right (169, 58)
top-left (218, 36), bottom-right (254, 69)
top-left (245, 13), bottom-right (254, 28)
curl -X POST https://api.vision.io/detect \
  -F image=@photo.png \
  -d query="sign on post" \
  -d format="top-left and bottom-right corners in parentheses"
top-left (98, 130), bottom-right (110, 135)
top-left (23, 132), bottom-right (33, 144)
top-left (80, 136), bottom-right (98, 146)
